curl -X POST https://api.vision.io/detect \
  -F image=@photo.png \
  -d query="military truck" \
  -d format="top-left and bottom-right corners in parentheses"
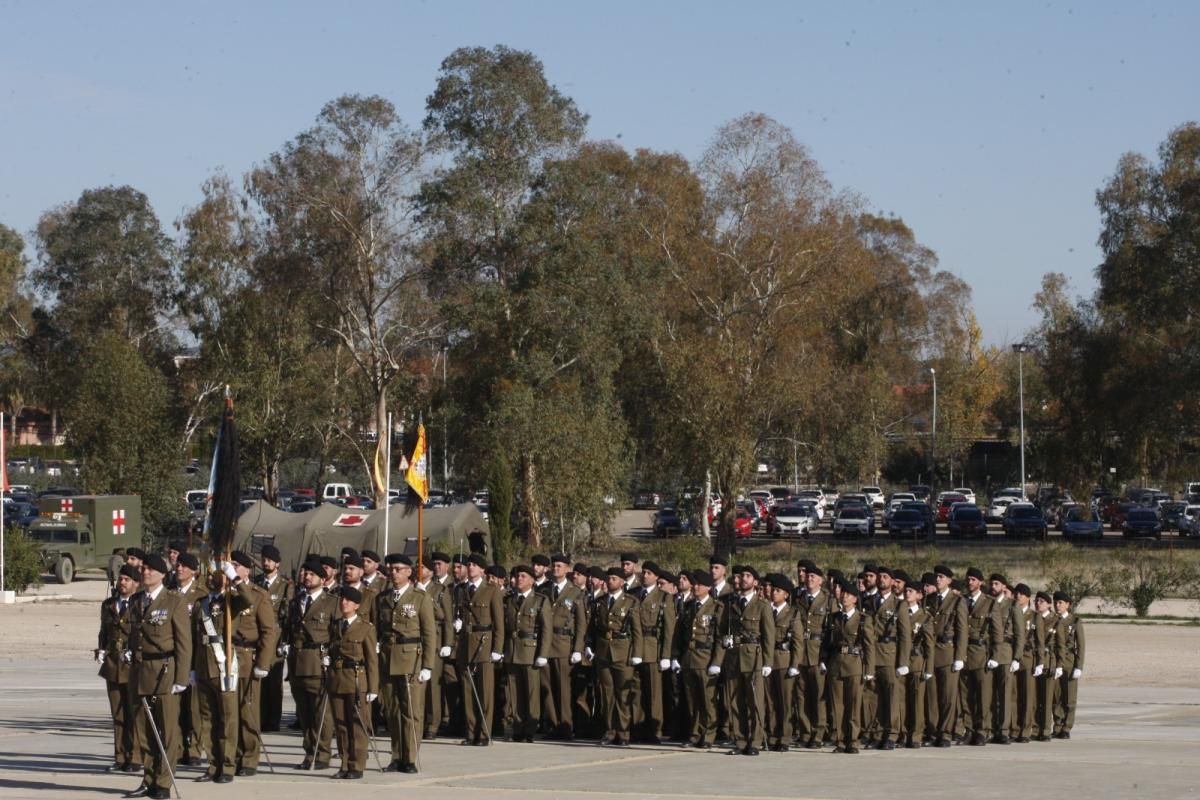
top-left (26, 495), bottom-right (142, 584)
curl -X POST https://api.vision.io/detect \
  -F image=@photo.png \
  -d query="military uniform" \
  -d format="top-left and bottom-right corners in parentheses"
top-left (327, 614), bottom-right (379, 776)
top-left (901, 602), bottom-right (935, 747)
top-left (229, 579), bottom-right (278, 772)
top-left (792, 587), bottom-right (830, 746)
top-left (504, 588), bottom-right (553, 739)
top-left (170, 578), bottom-right (207, 764)
top-left (544, 580), bottom-right (587, 737)
top-left (131, 586), bottom-right (193, 796)
top-left (673, 593), bottom-right (724, 746)
top-left (960, 591), bottom-right (1002, 742)
top-left (97, 592), bottom-right (143, 770)
top-left (190, 586), bottom-right (252, 780)
top-left (631, 585), bottom-right (676, 740)
top-left (588, 590), bottom-right (643, 743)
top-left (823, 607), bottom-right (876, 751)
top-left (721, 592), bottom-right (775, 753)
top-left (1053, 611), bottom-right (1085, 736)
top-left (1034, 608), bottom-right (1057, 739)
top-left (1011, 602), bottom-right (1038, 741)
top-left (990, 595), bottom-right (1024, 742)
top-left (375, 583), bottom-right (436, 769)
top-left (417, 577), bottom-right (455, 738)
top-left (870, 592), bottom-right (912, 747)
top-left (928, 588), bottom-right (967, 744)
top-left (287, 588), bottom-right (338, 766)
top-left (253, 571), bottom-right (293, 732)
top-left (765, 600), bottom-right (800, 749)
top-left (455, 579), bottom-right (506, 744)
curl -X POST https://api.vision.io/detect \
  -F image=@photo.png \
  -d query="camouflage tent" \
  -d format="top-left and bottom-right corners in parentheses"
top-left (233, 501), bottom-right (490, 575)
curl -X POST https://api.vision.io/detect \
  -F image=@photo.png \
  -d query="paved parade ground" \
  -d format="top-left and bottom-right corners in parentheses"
top-left (1, 593), bottom-right (1198, 800)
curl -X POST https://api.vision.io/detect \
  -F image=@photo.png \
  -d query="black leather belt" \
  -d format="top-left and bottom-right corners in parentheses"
top-left (552, 626), bottom-right (574, 636)
top-left (604, 632), bottom-right (629, 640)
top-left (301, 641), bottom-right (325, 650)
top-left (775, 642), bottom-right (790, 651)
top-left (690, 641), bottom-right (712, 650)
top-left (385, 635), bottom-right (421, 645)
top-left (142, 651), bottom-right (175, 660)
top-left (968, 638), bottom-right (985, 646)
top-left (938, 635), bottom-right (955, 644)
top-left (516, 631), bottom-right (538, 640)
top-left (878, 636), bottom-right (895, 644)
top-left (838, 646), bottom-right (862, 656)
top-left (1004, 637), bottom-right (1016, 644)
top-left (337, 658), bottom-right (364, 668)
top-left (644, 626), bottom-right (661, 637)
top-left (205, 635), bottom-right (222, 644)
top-left (737, 635), bottom-right (760, 644)
top-left (233, 637), bottom-right (258, 649)
top-left (470, 624), bottom-right (493, 633)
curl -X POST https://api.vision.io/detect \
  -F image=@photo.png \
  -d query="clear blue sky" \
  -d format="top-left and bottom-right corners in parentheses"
top-left (2, 1), bottom-right (1196, 344)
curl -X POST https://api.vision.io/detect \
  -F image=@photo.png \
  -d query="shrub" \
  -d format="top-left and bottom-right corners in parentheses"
top-left (1098, 546), bottom-right (1195, 617)
top-left (1038, 543), bottom-right (1102, 607)
top-left (2, 526), bottom-right (45, 593)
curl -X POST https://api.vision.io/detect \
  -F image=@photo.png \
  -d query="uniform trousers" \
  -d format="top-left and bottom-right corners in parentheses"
top-left (765, 669), bottom-right (794, 746)
top-left (236, 673), bottom-right (264, 769)
top-left (793, 665), bottom-right (825, 741)
top-left (828, 671), bottom-right (863, 749)
top-left (457, 660), bottom-right (495, 743)
top-left (292, 676), bottom-right (333, 763)
top-left (901, 672), bottom-right (927, 741)
top-left (507, 664), bottom-right (541, 738)
top-left (596, 661), bottom-right (635, 740)
top-left (1011, 665), bottom-right (1035, 739)
top-left (195, 679), bottom-right (238, 777)
top-left (260, 659), bottom-right (286, 731)
top-left (874, 666), bottom-right (902, 742)
top-left (682, 668), bottom-right (717, 744)
top-left (138, 692), bottom-right (181, 793)
top-left (725, 669), bottom-right (765, 750)
top-left (963, 666), bottom-right (993, 737)
top-left (330, 691), bottom-right (369, 772)
top-left (1054, 673), bottom-right (1079, 732)
top-left (105, 680), bottom-right (142, 767)
top-left (932, 665), bottom-right (960, 740)
top-left (544, 657), bottom-right (573, 732)
top-left (384, 674), bottom-right (424, 764)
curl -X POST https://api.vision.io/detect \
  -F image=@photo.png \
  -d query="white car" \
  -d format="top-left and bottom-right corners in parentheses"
top-left (833, 506), bottom-right (873, 536)
top-left (987, 497), bottom-right (1015, 523)
top-left (861, 486), bottom-right (885, 510)
top-left (772, 504), bottom-right (814, 537)
top-left (793, 490), bottom-right (826, 519)
top-left (749, 489), bottom-right (774, 508)
top-left (952, 487), bottom-right (977, 505)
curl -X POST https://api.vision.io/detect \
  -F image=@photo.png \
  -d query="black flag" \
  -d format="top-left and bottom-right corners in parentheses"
top-left (204, 392), bottom-right (241, 557)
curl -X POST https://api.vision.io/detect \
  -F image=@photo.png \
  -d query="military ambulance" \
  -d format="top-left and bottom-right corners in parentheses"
top-left (26, 495), bottom-right (142, 583)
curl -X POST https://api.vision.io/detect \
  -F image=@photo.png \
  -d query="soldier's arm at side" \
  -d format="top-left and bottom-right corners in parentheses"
top-left (255, 593), bottom-right (280, 672)
top-left (760, 602), bottom-right (776, 654)
top-left (787, 613), bottom-right (804, 670)
top-left (953, 598), bottom-right (969, 662)
top-left (490, 587), bottom-right (505, 654)
top-left (988, 600), bottom-right (1004, 656)
top-left (570, 595), bottom-right (587, 655)
top-left (629, 599), bottom-right (643, 655)
top-left (535, 598), bottom-right (553, 661)
top-left (1010, 606), bottom-right (1026, 661)
top-left (171, 598), bottom-right (192, 687)
top-left (418, 595), bottom-right (437, 671)
top-left (896, 606), bottom-right (913, 669)
top-left (861, 614), bottom-right (877, 675)
top-left (438, 589), bottom-right (455, 646)
top-left (660, 595), bottom-right (677, 660)
top-left (1075, 617), bottom-right (1085, 670)
top-left (364, 624), bottom-right (379, 695)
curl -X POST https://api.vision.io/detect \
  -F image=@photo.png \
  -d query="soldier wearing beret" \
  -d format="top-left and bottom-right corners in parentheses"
top-left (286, 557), bottom-right (338, 769)
top-left (900, 581), bottom-right (934, 748)
top-left (97, 565), bottom-right (144, 774)
top-left (868, 566), bottom-right (910, 749)
top-left (127, 554), bottom-right (192, 800)
top-left (957, 567), bottom-right (1002, 746)
top-left (455, 554), bottom-right (506, 745)
top-left (672, 570), bottom-right (724, 748)
top-left (360, 550), bottom-right (384, 593)
top-left (169, 552), bottom-right (206, 767)
top-left (927, 565), bottom-right (967, 747)
top-left (415, 554), bottom-right (455, 739)
top-left (1009, 583), bottom-right (1037, 742)
top-left (253, 545), bottom-right (293, 733)
top-left (988, 573), bottom-right (1023, 744)
top-left (1032, 591), bottom-right (1056, 740)
top-left (375, 554), bottom-right (436, 773)
top-left (319, 556), bottom-right (339, 591)
top-left (335, 553), bottom-right (378, 628)
top-left (630, 561), bottom-right (676, 743)
top-left (589, 567), bottom-right (643, 746)
top-left (792, 564), bottom-right (830, 748)
top-left (325, 586), bottom-right (378, 779)
top-left (709, 555), bottom-right (734, 599)
top-left (544, 554), bottom-right (587, 740)
top-left (530, 554), bottom-right (552, 596)
top-left (620, 553), bottom-right (640, 595)
top-left (763, 574), bottom-right (799, 751)
top-left (823, 581), bottom-right (875, 753)
top-left (1052, 591), bottom-right (1085, 739)
top-left (721, 565), bottom-right (775, 755)
top-left (504, 565), bottom-right (553, 741)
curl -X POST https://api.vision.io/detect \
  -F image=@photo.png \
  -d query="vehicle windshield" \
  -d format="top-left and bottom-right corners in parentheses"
top-left (893, 510), bottom-right (920, 522)
top-left (776, 506), bottom-right (806, 517)
top-left (1162, 502), bottom-right (1186, 513)
top-left (1127, 510), bottom-right (1157, 521)
top-left (952, 508), bottom-right (983, 520)
top-left (1067, 508), bottom-right (1100, 522)
top-left (27, 528), bottom-right (79, 543)
top-left (1010, 507), bottom-right (1041, 519)
top-left (840, 508), bottom-right (867, 519)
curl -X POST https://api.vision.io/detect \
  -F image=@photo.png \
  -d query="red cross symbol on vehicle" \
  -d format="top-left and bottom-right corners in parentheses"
top-left (113, 509), bottom-right (126, 535)
top-left (61, 498), bottom-right (74, 512)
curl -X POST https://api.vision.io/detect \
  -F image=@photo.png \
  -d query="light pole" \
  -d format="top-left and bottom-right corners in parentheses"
top-left (928, 367), bottom-right (937, 485)
top-left (763, 437), bottom-right (808, 493)
top-left (1013, 343), bottom-right (1030, 498)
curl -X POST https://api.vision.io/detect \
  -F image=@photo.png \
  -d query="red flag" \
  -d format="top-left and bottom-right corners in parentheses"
top-left (1, 419), bottom-right (9, 494)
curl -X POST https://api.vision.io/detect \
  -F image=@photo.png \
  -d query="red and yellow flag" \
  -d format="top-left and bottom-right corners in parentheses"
top-left (405, 423), bottom-right (429, 502)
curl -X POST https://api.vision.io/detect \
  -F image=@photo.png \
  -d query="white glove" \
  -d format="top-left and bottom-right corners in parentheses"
top-left (896, 665), bottom-right (910, 677)
top-left (375, 642), bottom-right (381, 654)
top-left (277, 644), bottom-right (290, 657)
top-left (819, 662), bottom-right (826, 675)
top-left (253, 667), bottom-right (269, 679)
top-left (707, 665), bottom-right (721, 676)
top-left (170, 684), bottom-right (188, 694)
top-left (787, 667), bottom-right (800, 677)
top-left (1071, 667), bottom-right (1082, 680)
top-left (631, 657), bottom-right (643, 666)
top-left (453, 619), bottom-right (463, 633)
top-left (439, 646), bottom-right (452, 658)
top-left (570, 651), bottom-right (582, 665)
top-left (321, 655), bottom-right (331, 667)
top-left (952, 660), bottom-right (964, 672)
top-left (923, 673), bottom-right (932, 681)
top-left (584, 646), bottom-right (594, 660)
top-left (490, 652), bottom-right (503, 663)
top-left (986, 659), bottom-right (999, 670)
top-left (659, 658), bottom-right (671, 672)
top-left (215, 650), bottom-right (225, 665)
top-left (94, 650), bottom-right (105, 664)
top-left (1033, 664), bottom-right (1044, 677)
top-left (1054, 667), bottom-right (1063, 679)
top-left (762, 666), bottom-right (772, 677)
top-left (188, 670), bottom-right (197, 685)
top-left (417, 668), bottom-right (432, 683)
top-left (535, 657), bottom-right (548, 668)
top-left (122, 650), bottom-right (133, 664)
top-left (670, 659), bottom-right (681, 673)
top-left (863, 673), bottom-right (875, 682)
top-left (222, 561), bottom-right (238, 581)
top-left (1010, 660), bottom-right (1020, 673)
top-left (366, 692), bottom-right (378, 702)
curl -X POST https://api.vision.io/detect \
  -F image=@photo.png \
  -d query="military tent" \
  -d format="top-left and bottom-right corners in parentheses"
top-left (233, 501), bottom-right (490, 575)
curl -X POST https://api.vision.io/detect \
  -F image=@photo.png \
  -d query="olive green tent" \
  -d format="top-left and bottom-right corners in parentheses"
top-left (233, 501), bottom-right (490, 575)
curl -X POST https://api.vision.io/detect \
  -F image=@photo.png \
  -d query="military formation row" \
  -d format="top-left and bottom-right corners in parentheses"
top-left (96, 547), bottom-right (1086, 799)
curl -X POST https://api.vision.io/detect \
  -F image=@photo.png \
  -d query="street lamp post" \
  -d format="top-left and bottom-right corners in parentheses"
top-left (1013, 343), bottom-right (1030, 498)
top-left (928, 367), bottom-right (937, 485)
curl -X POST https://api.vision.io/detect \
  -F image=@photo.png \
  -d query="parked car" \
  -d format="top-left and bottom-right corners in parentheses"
top-left (1184, 505), bottom-right (1200, 538)
top-left (290, 499), bottom-right (317, 513)
top-left (889, 508), bottom-right (931, 540)
top-left (733, 510), bottom-right (754, 538)
top-left (835, 494), bottom-right (869, 516)
top-left (771, 504), bottom-right (814, 537)
top-left (908, 484), bottom-right (932, 502)
top-left (633, 490), bottom-right (661, 509)
top-left (899, 501), bottom-right (936, 537)
top-left (653, 505), bottom-right (685, 538)
top-left (748, 489), bottom-right (775, 508)
top-left (1002, 503), bottom-right (1048, 540)
top-left (833, 506), bottom-right (874, 537)
top-left (861, 486), bottom-right (884, 510)
top-left (1185, 481), bottom-right (1200, 504)
top-left (936, 493), bottom-right (968, 523)
top-left (951, 487), bottom-right (977, 505)
top-left (793, 489), bottom-right (826, 519)
top-left (947, 504), bottom-right (987, 538)
top-left (883, 493), bottom-right (916, 529)
top-left (1106, 500), bottom-right (1139, 531)
top-left (1121, 508), bottom-right (1162, 540)
top-left (1160, 501), bottom-right (1189, 532)
top-left (987, 496), bottom-right (1015, 523)
top-left (1061, 506), bottom-right (1104, 541)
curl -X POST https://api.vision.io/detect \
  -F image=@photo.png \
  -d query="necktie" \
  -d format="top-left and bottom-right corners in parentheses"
top-left (394, 590), bottom-right (403, 603)
top-left (302, 594), bottom-right (311, 615)
top-left (608, 595), bottom-right (615, 610)
top-left (341, 619), bottom-right (349, 634)
top-left (516, 594), bottom-right (525, 612)
top-left (142, 594), bottom-right (152, 611)
top-left (969, 597), bottom-right (976, 611)
top-left (469, 583), bottom-right (477, 598)
top-left (773, 607), bottom-right (779, 619)
top-left (554, 585), bottom-right (560, 600)
top-left (118, 599), bottom-right (127, 615)
top-left (740, 596), bottom-right (749, 610)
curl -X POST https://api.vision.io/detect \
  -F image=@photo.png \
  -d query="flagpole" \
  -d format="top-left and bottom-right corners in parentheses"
top-left (1, 412), bottom-right (7, 595)
top-left (222, 389), bottom-right (234, 692)
top-left (384, 412), bottom-right (392, 559)
top-left (418, 418), bottom-right (425, 583)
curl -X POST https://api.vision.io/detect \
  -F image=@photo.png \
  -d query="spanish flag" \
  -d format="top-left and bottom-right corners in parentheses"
top-left (405, 423), bottom-right (429, 502)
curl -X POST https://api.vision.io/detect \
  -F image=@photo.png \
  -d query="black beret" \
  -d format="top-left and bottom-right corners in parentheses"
top-left (231, 550), bottom-right (254, 569)
top-left (451, 554), bottom-right (469, 565)
top-left (619, 552), bottom-right (639, 563)
top-left (921, 572), bottom-right (938, 587)
top-left (827, 569), bottom-right (844, 581)
top-left (891, 570), bottom-right (910, 585)
top-left (468, 553), bottom-right (488, 569)
top-left (486, 565), bottom-right (507, 579)
top-left (178, 553), bottom-right (200, 571)
top-left (531, 554), bottom-right (550, 567)
top-left (605, 567), bottom-right (625, 579)
top-left (1036, 591), bottom-right (1052, 604)
top-left (587, 566), bottom-right (607, 580)
top-left (361, 550), bottom-right (380, 563)
top-left (168, 540), bottom-right (185, 551)
top-left (302, 556), bottom-right (324, 574)
top-left (877, 566), bottom-right (893, 577)
top-left (385, 553), bottom-right (412, 567)
top-left (658, 572), bottom-right (677, 585)
top-left (143, 553), bottom-right (169, 575)
top-left (551, 553), bottom-right (571, 565)
top-left (340, 547), bottom-right (360, 560)
top-left (966, 567), bottom-right (984, 581)
top-left (989, 573), bottom-right (1008, 586)
top-left (260, 545), bottom-right (281, 562)
top-left (934, 564), bottom-right (954, 579)
top-left (807, 565), bottom-right (825, 578)
top-left (736, 564), bottom-right (759, 581)
top-left (573, 562), bottom-right (588, 574)
top-left (118, 564), bottom-right (141, 581)
top-left (641, 560), bottom-right (662, 577)
top-left (1053, 590), bottom-right (1072, 604)
top-left (512, 564), bottom-right (535, 578)
top-left (903, 582), bottom-right (924, 594)
top-left (841, 581), bottom-right (860, 598)
top-left (126, 547), bottom-right (147, 560)
top-left (422, 558), bottom-right (434, 571)
top-left (772, 575), bottom-right (795, 594)
top-left (1014, 583), bottom-right (1032, 597)
top-left (797, 558), bottom-right (816, 570)
top-left (431, 551), bottom-right (451, 563)
top-left (339, 586), bottom-right (363, 604)
top-left (863, 563), bottom-right (878, 574)
top-left (691, 570), bottom-right (713, 587)
top-left (856, 572), bottom-right (868, 581)
top-left (709, 555), bottom-right (728, 566)
top-left (951, 579), bottom-right (964, 593)
top-left (320, 555), bottom-right (338, 570)
top-left (342, 553), bottom-right (364, 569)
